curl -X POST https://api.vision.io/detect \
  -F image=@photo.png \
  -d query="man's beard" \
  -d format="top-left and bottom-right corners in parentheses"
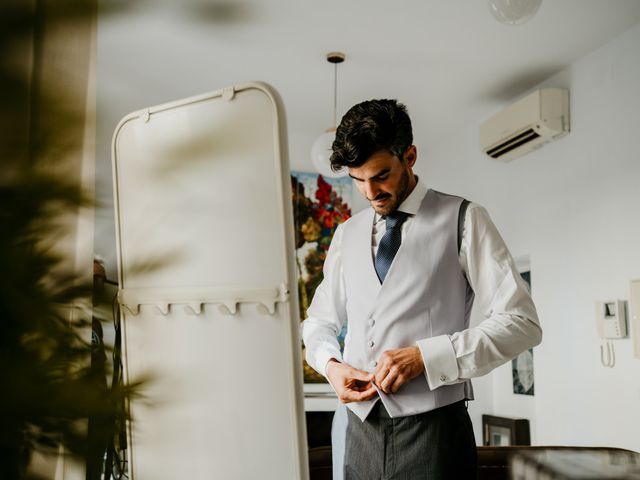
top-left (371, 167), bottom-right (410, 216)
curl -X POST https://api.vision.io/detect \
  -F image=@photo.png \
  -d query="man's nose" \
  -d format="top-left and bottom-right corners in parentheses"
top-left (364, 181), bottom-right (378, 200)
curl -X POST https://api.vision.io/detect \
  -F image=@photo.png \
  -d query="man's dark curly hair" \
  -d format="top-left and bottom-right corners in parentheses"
top-left (330, 99), bottom-right (413, 172)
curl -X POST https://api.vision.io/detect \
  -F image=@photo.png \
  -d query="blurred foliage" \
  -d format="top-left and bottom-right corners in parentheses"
top-left (0, 144), bottom-right (140, 480)
top-left (0, 0), bottom-right (138, 478)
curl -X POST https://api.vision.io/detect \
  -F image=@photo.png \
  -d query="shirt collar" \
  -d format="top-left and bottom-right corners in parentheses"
top-left (374, 178), bottom-right (428, 223)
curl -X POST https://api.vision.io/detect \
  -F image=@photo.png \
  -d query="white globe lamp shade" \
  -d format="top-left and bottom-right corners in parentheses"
top-left (311, 130), bottom-right (346, 178)
top-left (488, 0), bottom-right (542, 25)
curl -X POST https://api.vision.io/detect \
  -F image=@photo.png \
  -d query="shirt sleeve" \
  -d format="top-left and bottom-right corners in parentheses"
top-left (417, 203), bottom-right (542, 390)
top-left (301, 223), bottom-right (348, 378)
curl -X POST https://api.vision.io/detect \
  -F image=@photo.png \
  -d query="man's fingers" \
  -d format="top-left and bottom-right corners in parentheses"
top-left (373, 347), bottom-right (425, 394)
top-left (374, 367), bottom-right (388, 389)
top-left (389, 375), bottom-right (405, 393)
top-left (348, 366), bottom-right (374, 382)
top-left (337, 378), bottom-right (378, 403)
top-left (380, 368), bottom-right (399, 394)
top-left (327, 361), bottom-right (378, 403)
top-left (344, 383), bottom-right (377, 402)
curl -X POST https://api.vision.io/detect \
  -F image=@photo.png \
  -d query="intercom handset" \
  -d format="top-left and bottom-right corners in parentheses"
top-left (595, 300), bottom-right (627, 368)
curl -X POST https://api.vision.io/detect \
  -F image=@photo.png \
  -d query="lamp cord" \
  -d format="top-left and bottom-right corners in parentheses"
top-left (333, 61), bottom-right (338, 129)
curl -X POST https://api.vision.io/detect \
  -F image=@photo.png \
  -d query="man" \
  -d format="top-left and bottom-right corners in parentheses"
top-left (302, 99), bottom-right (542, 479)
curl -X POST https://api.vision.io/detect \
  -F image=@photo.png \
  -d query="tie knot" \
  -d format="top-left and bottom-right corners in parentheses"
top-left (384, 211), bottom-right (409, 230)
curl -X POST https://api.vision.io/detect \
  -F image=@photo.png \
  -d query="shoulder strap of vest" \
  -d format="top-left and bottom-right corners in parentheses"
top-left (457, 199), bottom-right (470, 254)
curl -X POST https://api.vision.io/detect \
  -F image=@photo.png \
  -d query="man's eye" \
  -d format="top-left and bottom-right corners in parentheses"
top-left (376, 175), bottom-right (389, 181)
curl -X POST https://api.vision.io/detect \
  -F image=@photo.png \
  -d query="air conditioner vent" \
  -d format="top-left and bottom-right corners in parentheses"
top-left (480, 88), bottom-right (569, 162)
top-left (487, 128), bottom-right (540, 159)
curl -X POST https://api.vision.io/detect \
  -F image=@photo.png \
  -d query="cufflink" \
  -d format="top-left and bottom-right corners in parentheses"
top-left (440, 374), bottom-right (447, 382)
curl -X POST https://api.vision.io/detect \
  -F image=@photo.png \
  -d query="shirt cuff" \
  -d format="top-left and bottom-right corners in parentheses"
top-left (417, 335), bottom-right (459, 390)
top-left (318, 350), bottom-right (343, 378)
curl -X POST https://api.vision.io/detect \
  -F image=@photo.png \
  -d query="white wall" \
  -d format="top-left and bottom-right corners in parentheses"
top-left (417, 22), bottom-right (640, 451)
top-left (95, 4), bottom-right (640, 451)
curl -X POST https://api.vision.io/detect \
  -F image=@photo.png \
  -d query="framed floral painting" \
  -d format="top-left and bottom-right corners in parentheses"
top-left (291, 171), bottom-right (352, 383)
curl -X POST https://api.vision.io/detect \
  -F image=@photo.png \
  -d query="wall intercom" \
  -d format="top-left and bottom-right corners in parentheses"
top-left (595, 300), bottom-right (627, 339)
top-left (595, 300), bottom-right (627, 368)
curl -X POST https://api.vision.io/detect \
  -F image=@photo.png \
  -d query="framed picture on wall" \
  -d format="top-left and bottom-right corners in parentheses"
top-left (482, 415), bottom-right (531, 446)
top-left (291, 171), bottom-right (353, 387)
top-left (513, 259), bottom-right (535, 396)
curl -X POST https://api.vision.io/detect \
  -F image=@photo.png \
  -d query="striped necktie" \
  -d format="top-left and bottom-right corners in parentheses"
top-left (374, 211), bottom-right (409, 283)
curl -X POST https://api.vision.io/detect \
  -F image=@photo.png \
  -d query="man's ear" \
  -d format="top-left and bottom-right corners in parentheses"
top-left (404, 145), bottom-right (417, 168)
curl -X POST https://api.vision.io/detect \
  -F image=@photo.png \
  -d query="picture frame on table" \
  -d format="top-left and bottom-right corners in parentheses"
top-left (482, 414), bottom-right (531, 446)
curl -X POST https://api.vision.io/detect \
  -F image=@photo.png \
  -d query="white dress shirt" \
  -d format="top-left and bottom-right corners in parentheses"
top-left (302, 179), bottom-right (541, 391)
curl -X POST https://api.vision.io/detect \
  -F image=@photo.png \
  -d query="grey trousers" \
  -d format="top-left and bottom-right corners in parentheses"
top-left (344, 401), bottom-right (477, 480)
top-left (332, 404), bottom-right (348, 480)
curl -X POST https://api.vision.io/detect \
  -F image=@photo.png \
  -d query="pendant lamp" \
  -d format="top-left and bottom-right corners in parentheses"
top-left (488, 0), bottom-right (542, 26)
top-left (311, 52), bottom-right (347, 178)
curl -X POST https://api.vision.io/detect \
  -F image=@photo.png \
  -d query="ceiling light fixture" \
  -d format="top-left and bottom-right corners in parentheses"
top-left (311, 52), bottom-right (347, 178)
top-left (488, 0), bottom-right (542, 26)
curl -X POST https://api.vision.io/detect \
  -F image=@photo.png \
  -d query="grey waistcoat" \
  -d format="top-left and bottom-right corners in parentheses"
top-left (341, 189), bottom-right (474, 421)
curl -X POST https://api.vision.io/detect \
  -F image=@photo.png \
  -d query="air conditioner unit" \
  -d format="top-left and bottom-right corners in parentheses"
top-left (480, 88), bottom-right (569, 162)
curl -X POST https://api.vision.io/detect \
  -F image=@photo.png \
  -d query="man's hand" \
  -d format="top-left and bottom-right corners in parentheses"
top-left (326, 359), bottom-right (377, 404)
top-left (374, 346), bottom-right (424, 394)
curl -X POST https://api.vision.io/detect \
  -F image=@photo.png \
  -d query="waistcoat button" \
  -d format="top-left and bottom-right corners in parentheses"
top-left (368, 318), bottom-right (375, 327)
top-left (368, 340), bottom-right (375, 348)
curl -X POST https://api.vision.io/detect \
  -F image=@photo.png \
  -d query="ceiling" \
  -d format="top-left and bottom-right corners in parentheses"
top-left (97, 0), bottom-right (640, 170)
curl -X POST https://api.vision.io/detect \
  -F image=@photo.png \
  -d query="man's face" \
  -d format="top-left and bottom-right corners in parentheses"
top-left (348, 146), bottom-right (417, 216)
